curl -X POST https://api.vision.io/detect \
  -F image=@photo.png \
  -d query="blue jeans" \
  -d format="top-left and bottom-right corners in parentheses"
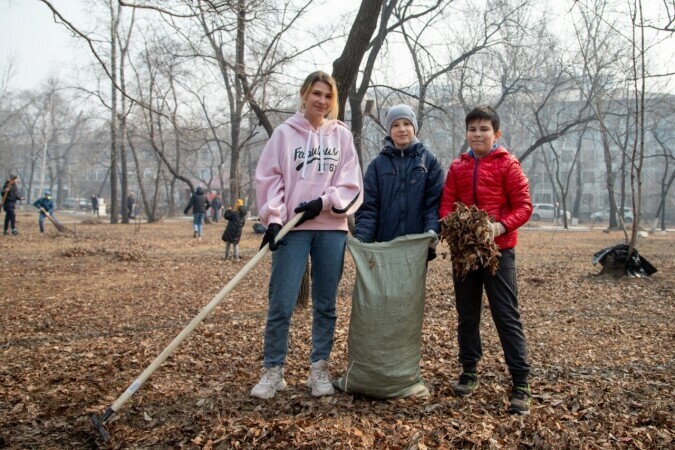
top-left (38, 214), bottom-right (48, 232)
top-left (193, 212), bottom-right (205, 236)
top-left (263, 230), bottom-right (347, 368)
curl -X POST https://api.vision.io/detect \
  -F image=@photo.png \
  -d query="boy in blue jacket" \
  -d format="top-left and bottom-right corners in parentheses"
top-left (345, 104), bottom-right (444, 399)
top-left (353, 104), bottom-right (444, 258)
top-left (33, 190), bottom-right (55, 234)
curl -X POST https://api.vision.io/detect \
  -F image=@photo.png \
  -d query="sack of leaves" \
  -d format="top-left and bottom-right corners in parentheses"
top-left (440, 202), bottom-right (500, 279)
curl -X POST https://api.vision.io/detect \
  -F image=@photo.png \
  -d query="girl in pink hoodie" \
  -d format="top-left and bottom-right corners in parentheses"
top-left (251, 71), bottom-right (363, 400)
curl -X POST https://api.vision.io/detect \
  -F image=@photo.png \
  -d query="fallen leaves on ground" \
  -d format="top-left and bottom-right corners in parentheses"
top-left (0, 212), bottom-right (673, 448)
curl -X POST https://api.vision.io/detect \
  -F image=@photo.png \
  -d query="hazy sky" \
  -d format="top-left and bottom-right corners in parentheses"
top-left (1, 1), bottom-right (673, 93)
top-left (0, 1), bottom-right (90, 90)
top-left (0, 0), bottom-right (360, 91)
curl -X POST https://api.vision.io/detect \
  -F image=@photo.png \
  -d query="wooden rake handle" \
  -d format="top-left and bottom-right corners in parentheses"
top-left (106, 211), bottom-right (305, 414)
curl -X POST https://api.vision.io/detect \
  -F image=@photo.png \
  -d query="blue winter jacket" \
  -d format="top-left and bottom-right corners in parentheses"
top-left (354, 137), bottom-right (444, 243)
top-left (33, 197), bottom-right (55, 215)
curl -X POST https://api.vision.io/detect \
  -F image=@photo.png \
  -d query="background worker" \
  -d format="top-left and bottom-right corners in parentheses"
top-left (184, 186), bottom-right (210, 240)
top-left (2, 175), bottom-right (21, 236)
top-left (91, 194), bottom-right (99, 217)
top-left (222, 198), bottom-right (247, 260)
top-left (126, 193), bottom-right (135, 219)
top-left (33, 190), bottom-right (55, 234)
top-left (210, 194), bottom-right (222, 223)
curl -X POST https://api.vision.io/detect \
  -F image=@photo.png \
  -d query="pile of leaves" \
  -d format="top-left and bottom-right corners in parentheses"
top-left (60, 246), bottom-right (145, 261)
top-left (440, 202), bottom-right (500, 278)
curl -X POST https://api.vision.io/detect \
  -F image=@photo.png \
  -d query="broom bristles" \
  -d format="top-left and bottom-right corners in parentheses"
top-left (40, 208), bottom-right (72, 233)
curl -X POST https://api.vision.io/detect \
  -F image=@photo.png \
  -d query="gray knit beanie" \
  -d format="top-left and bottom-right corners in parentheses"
top-left (386, 104), bottom-right (418, 135)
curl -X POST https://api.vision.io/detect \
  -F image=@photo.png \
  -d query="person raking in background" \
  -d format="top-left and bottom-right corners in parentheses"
top-left (221, 198), bottom-right (247, 261)
top-left (439, 105), bottom-right (533, 414)
top-left (33, 189), bottom-right (55, 235)
top-left (210, 194), bottom-right (222, 223)
top-left (184, 186), bottom-right (210, 241)
top-left (251, 70), bottom-right (363, 400)
top-left (33, 190), bottom-right (56, 235)
top-left (2, 175), bottom-right (21, 236)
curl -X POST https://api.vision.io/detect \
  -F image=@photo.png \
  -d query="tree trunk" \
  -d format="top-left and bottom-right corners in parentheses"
top-left (349, 94), bottom-right (365, 169)
top-left (332, 0), bottom-right (386, 120)
top-left (109, 1), bottom-right (120, 224)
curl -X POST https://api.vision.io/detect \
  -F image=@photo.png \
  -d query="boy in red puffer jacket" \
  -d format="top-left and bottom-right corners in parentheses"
top-left (439, 105), bottom-right (533, 414)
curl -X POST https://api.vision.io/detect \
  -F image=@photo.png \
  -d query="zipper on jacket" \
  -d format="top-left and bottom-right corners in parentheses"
top-left (472, 159), bottom-right (480, 207)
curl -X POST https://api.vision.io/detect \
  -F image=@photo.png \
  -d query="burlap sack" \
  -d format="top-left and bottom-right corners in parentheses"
top-left (334, 234), bottom-right (431, 398)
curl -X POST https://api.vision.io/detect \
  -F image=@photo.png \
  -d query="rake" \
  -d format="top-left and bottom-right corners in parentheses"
top-left (91, 212), bottom-right (304, 442)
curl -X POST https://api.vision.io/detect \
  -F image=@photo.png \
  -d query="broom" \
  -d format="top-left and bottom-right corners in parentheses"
top-left (39, 207), bottom-right (71, 233)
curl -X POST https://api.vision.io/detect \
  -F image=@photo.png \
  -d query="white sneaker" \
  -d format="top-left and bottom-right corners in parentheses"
top-left (307, 360), bottom-right (335, 397)
top-left (250, 366), bottom-right (287, 399)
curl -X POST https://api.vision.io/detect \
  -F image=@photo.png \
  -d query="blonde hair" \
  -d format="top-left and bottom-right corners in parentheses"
top-left (299, 71), bottom-right (339, 120)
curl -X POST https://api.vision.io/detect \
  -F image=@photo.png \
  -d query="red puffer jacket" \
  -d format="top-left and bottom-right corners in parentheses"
top-left (439, 146), bottom-right (532, 250)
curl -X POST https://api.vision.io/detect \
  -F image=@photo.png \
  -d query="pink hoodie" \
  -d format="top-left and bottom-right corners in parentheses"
top-left (255, 112), bottom-right (363, 231)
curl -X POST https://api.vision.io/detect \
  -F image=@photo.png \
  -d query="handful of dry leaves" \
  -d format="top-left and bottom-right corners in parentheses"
top-left (440, 202), bottom-right (500, 279)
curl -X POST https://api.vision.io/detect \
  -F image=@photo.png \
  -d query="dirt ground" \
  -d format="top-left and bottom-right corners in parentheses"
top-left (0, 211), bottom-right (673, 449)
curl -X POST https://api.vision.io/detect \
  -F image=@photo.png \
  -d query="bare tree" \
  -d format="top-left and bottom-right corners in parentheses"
top-left (37, 0), bottom-right (179, 222)
top-left (650, 127), bottom-right (675, 231)
top-left (345, 0), bottom-right (452, 166)
top-left (129, 36), bottom-right (196, 217)
top-left (333, 0), bottom-right (387, 120)
top-left (571, 0), bottom-right (628, 231)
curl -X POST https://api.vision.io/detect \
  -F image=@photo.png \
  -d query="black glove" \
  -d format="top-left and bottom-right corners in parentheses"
top-left (294, 198), bottom-right (323, 226)
top-left (352, 233), bottom-right (371, 243)
top-left (260, 223), bottom-right (285, 251)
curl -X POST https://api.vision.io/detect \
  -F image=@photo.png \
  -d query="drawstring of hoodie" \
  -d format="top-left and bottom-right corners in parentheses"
top-left (319, 128), bottom-right (324, 173)
top-left (301, 130), bottom-right (313, 178)
top-left (300, 126), bottom-right (326, 178)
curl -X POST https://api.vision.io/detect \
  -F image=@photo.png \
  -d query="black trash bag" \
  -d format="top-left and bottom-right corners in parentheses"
top-left (252, 222), bottom-right (266, 234)
top-left (592, 244), bottom-right (657, 277)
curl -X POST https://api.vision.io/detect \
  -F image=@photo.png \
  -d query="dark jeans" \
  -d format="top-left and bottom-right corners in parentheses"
top-left (453, 248), bottom-right (530, 386)
top-left (3, 208), bottom-right (16, 232)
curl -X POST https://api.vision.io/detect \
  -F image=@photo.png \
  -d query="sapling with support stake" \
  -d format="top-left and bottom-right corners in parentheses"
top-left (90, 212), bottom-right (305, 442)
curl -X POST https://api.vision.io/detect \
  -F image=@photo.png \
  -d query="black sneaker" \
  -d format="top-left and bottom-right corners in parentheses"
top-left (452, 372), bottom-right (478, 397)
top-left (508, 385), bottom-right (532, 414)
top-left (11, 229), bottom-right (18, 235)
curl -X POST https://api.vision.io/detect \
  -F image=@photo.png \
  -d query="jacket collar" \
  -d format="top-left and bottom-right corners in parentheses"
top-left (464, 144), bottom-right (507, 161)
top-left (381, 136), bottom-right (423, 157)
